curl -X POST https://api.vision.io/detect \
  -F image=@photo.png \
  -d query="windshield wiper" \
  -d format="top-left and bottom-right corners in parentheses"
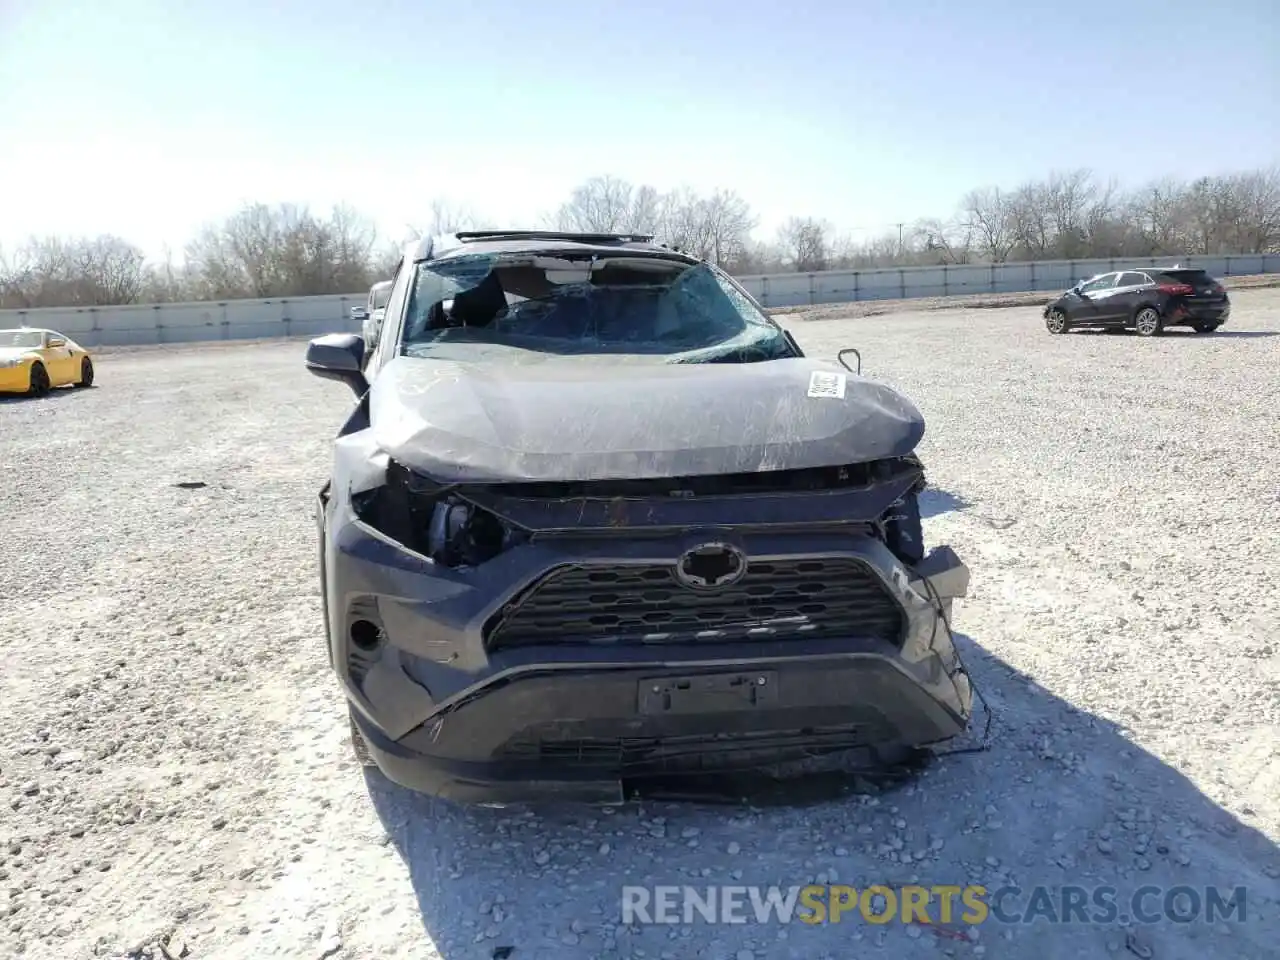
top-left (666, 338), bottom-right (788, 365)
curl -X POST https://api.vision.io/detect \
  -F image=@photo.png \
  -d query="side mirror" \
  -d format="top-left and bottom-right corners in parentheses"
top-left (351, 306), bottom-right (370, 322)
top-left (306, 333), bottom-right (368, 397)
top-left (47, 336), bottom-right (67, 347)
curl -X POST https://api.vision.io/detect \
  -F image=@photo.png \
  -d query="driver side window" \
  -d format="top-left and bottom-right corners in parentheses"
top-left (1080, 273), bottom-right (1117, 294)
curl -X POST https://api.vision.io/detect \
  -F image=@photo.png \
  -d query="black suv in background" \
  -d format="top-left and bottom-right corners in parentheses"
top-left (1043, 267), bottom-right (1230, 336)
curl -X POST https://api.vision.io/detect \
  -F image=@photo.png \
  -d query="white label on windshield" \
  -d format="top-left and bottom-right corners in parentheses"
top-left (808, 370), bottom-right (847, 399)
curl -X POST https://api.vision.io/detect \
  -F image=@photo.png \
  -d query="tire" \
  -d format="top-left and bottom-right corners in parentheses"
top-left (1133, 306), bottom-right (1163, 337)
top-left (75, 357), bottom-right (95, 387)
top-left (27, 362), bottom-right (50, 397)
top-left (349, 706), bottom-right (375, 767)
top-left (1044, 309), bottom-right (1069, 335)
top-left (1193, 323), bottom-right (1221, 334)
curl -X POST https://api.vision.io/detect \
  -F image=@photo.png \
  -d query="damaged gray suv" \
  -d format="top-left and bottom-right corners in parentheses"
top-left (304, 230), bottom-right (973, 804)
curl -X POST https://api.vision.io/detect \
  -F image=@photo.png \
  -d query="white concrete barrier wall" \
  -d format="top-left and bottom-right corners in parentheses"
top-left (740, 254), bottom-right (1277, 307)
top-left (1, 255), bottom-right (1275, 347)
top-left (0, 294), bottom-right (370, 347)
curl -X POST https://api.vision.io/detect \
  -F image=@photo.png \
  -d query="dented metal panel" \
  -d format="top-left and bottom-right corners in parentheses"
top-left (369, 354), bottom-right (925, 483)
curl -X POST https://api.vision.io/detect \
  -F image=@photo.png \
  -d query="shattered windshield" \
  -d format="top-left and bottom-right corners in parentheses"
top-left (399, 253), bottom-right (792, 363)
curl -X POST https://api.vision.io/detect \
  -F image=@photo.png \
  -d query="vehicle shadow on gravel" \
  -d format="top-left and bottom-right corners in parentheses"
top-left (1071, 329), bottom-right (1280, 339)
top-left (919, 487), bottom-right (971, 518)
top-left (1176, 331), bottom-right (1280, 339)
top-left (364, 634), bottom-right (1279, 960)
top-left (0, 388), bottom-right (92, 404)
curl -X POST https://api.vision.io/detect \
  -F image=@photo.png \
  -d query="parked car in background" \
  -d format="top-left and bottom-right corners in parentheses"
top-left (0, 327), bottom-right (95, 396)
top-left (351, 279), bottom-right (393, 349)
top-left (302, 229), bottom-right (974, 804)
top-left (1043, 266), bottom-right (1230, 337)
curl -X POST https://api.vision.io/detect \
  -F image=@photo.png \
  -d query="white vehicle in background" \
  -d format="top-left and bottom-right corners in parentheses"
top-left (351, 279), bottom-right (393, 350)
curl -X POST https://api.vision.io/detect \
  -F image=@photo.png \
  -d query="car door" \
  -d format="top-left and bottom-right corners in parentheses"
top-left (42, 332), bottom-right (78, 384)
top-left (1069, 273), bottom-right (1118, 323)
top-left (1085, 272), bottom-right (1131, 323)
top-left (1107, 272), bottom-right (1152, 326)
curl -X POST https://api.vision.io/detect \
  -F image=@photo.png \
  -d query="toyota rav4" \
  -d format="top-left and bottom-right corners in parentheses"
top-left (304, 230), bottom-right (974, 804)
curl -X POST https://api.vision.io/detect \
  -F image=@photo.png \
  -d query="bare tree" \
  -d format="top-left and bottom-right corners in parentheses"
top-left (776, 217), bottom-right (829, 272)
top-left (7, 161), bottom-right (1280, 309)
top-left (698, 189), bottom-right (757, 267)
top-left (1128, 177), bottom-right (1187, 254)
top-left (0, 235), bottom-right (147, 307)
top-left (183, 203), bottom-right (390, 300)
top-left (80, 236), bottom-right (147, 304)
top-left (1222, 166), bottom-right (1280, 253)
top-left (913, 217), bottom-right (973, 264)
top-left (420, 199), bottom-right (484, 236)
top-left (628, 185), bottom-right (665, 235)
top-left (1007, 182), bottom-right (1052, 260)
top-left (554, 175), bottom-right (639, 232)
top-left (961, 187), bottom-right (1016, 262)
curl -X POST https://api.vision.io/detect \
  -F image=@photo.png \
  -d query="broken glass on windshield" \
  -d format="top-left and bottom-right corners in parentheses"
top-left (399, 253), bottom-right (791, 363)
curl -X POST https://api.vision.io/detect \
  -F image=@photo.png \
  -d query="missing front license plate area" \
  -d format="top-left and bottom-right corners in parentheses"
top-left (638, 672), bottom-right (778, 715)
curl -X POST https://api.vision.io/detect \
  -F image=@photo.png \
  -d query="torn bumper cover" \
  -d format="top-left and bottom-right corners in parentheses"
top-left (355, 641), bottom-right (971, 806)
top-left (324, 472), bottom-right (972, 803)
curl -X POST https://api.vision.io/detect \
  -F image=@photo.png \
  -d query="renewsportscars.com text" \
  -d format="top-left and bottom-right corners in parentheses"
top-left (621, 884), bottom-right (1248, 926)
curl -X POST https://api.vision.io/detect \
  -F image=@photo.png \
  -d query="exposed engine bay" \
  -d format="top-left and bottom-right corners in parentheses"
top-left (352, 455), bottom-right (929, 571)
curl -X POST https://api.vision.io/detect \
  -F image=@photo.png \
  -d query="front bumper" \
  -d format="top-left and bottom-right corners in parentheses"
top-left (323, 498), bottom-right (973, 803)
top-left (352, 649), bottom-right (970, 803)
top-left (0, 364), bottom-right (32, 393)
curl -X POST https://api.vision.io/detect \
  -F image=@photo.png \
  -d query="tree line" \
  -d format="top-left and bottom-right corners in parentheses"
top-left (2, 164), bottom-right (1276, 309)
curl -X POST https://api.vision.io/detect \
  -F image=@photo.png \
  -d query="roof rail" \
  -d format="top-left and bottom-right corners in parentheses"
top-left (453, 230), bottom-right (655, 244)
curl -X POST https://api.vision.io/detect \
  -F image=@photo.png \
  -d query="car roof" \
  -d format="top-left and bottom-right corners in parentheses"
top-left (1089, 265), bottom-right (1208, 278)
top-left (401, 230), bottom-right (700, 266)
top-left (370, 279), bottom-right (393, 292)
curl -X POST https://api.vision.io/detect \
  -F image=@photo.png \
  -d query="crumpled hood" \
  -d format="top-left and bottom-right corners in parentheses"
top-left (369, 354), bottom-right (925, 483)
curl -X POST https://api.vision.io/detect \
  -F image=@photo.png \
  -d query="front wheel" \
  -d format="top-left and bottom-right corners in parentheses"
top-left (1045, 309), bottom-right (1069, 334)
top-left (27, 362), bottom-right (50, 397)
top-left (75, 357), bottom-right (95, 387)
top-left (1134, 307), bottom-right (1163, 337)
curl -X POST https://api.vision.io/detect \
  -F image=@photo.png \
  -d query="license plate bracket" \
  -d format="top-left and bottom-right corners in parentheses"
top-left (638, 671), bottom-right (778, 715)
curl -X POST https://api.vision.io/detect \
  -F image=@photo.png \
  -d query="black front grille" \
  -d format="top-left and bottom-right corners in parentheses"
top-left (484, 557), bottom-right (904, 650)
top-left (498, 724), bottom-right (886, 775)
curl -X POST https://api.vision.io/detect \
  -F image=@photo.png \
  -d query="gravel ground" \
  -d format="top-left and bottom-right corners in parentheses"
top-left (2, 290), bottom-right (1279, 960)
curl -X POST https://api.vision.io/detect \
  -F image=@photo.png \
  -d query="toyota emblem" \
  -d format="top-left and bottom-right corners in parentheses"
top-left (674, 542), bottom-right (748, 590)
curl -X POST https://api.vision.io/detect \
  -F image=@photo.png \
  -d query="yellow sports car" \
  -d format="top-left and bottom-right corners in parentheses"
top-left (0, 327), bottom-right (95, 396)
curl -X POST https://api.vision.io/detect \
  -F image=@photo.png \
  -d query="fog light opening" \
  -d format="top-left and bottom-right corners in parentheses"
top-left (350, 618), bottom-right (382, 651)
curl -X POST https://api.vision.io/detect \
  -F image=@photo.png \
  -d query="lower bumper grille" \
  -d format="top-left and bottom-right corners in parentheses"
top-left (498, 724), bottom-right (884, 775)
top-left (484, 556), bottom-right (905, 649)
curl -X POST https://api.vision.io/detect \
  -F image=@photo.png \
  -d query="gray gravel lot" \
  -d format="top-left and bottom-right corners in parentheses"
top-left (2, 291), bottom-right (1279, 960)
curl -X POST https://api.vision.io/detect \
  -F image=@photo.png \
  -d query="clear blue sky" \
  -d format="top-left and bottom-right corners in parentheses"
top-left (1, 0), bottom-right (1276, 260)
